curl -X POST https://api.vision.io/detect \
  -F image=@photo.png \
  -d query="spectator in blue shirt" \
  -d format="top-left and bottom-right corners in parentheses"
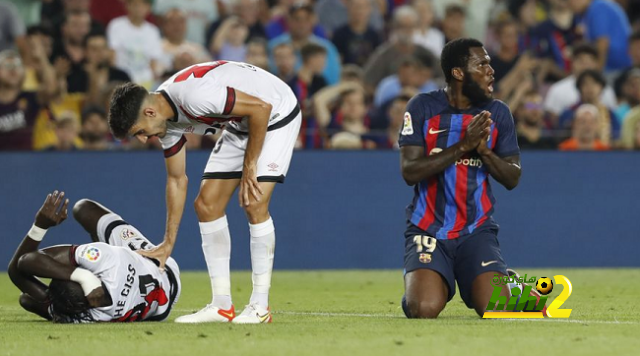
top-left (268, 4), bottom-right (341, 85)
top-left (568, 0), bottom-right (632, 72)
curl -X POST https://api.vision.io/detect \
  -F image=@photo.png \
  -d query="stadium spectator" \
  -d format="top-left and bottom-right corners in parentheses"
top-left (160, 8), bottom-right (211, 74)
top-left (411, 0), bottom-right (444, 59)
top-left (90, 0), bottom-right (157, 28)
top-left (620, 105), bottom-right (640, 150)
top-left (314, 82), bottom-right (369, 146)
top-left (543, 44), bottom-right (617, 122)
top-left (49, 0), bottom-right (103, 42)
top-left (368, 93), bottom-right (412, 149)
top-left (558, 69), bottom-right (620, 145)
top-left (64, 32), bottom-right (131, 98)
top-left (210, 16), bottom-right (250, 62)
top-left (107, 0), bottom-right (163, 89)
top-left (441, 4), bottom-right (466, 43)
top-left (245, 38), bottom-right (270, 70)
top-left (79, 107), bottom-right (112, 150)
top-left (373, 56), bottom-right (437, 109)
top-left (515, 90), bottom-right (558, 150)
top-left (362, 6), bottom-right (435, 92)
top-left (153, 0), bottom-right (219, 46)
top-left (205, 0), bottom-right (266, 48)
top-left (528, 0), bottom-right (581, 75)
top-left (45, 114), bottom-right (81, 151)
top-left (287, 43), bottom-right (328, 108)
top-left (50, 10), bottom-right (92, 93)
top-left (568, 0), bottom-right (632, 73)
top-left (0, 1), bottom-right (27, 56)
top-left (558, 103), bottom-right (610, 150)
top-left (315, 0), bottom-right (385, 38)
top-left (0, 48), bottom-right (56, 151)
top-left (265, 1), bottom-right (327, 40)
top-left (22, 26), bottom-right (54, 92)
top-left (490, 20), bottom-right (533, 86)
top-left (268, 4), bottom-right (341, 85)
top-left (273, 42), bottom-right (296, 81)
top-left (614, 68), bottom-right (640, 124)
top-left (331, 0), bottom-right (382, 67)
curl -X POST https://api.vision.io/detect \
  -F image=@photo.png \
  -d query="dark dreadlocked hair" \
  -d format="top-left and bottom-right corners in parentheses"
top-left (47, 279), bottom-right (95, 323)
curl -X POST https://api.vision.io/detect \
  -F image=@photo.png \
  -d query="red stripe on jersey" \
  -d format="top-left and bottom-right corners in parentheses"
top-left (417, 115), bottom-right (441, 231)
top-left (173, 61), bottom-right (227, 83)
top-left (448, 116), bottom-right (472, 239)
top-left (223, 87), bottom-right (236, 115)
top-left (163, 135), bottom-right (187, 158)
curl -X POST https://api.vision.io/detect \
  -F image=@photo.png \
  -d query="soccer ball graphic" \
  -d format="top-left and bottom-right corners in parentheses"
top-left (536, 277), bottom-right (553, 295)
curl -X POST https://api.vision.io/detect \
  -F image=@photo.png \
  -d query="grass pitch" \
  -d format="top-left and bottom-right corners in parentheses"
top-left (1, 269), bottom-right (639, 356)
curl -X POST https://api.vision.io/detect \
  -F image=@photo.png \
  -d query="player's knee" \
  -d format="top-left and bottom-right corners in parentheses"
top-left (243, 201), bottom-right (269, 224)
top-left (405, 298), bottom-right (444, 319)
top-left (18, 293), bottom-right (32, 309)
top-left (73, 199), bottom-right (95, 221)
top-left (194, 195), bottom-right (224, 221)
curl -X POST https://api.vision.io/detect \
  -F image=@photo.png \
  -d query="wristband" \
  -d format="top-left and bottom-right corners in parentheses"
top-left (28, 224), bottom-right (48, 242)
top-left (70, 268), bottom-right (102, 296)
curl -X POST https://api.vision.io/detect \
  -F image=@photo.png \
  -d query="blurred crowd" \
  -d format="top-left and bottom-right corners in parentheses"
top-left (1, 0), bottom-right (640, 152)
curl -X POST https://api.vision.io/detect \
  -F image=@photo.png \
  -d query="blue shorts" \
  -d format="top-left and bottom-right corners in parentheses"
top-left (404, 223), bottom-right (508, 308)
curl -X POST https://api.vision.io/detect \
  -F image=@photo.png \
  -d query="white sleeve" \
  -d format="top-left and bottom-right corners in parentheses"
top-left (74, 243), bottom-right (119, 275)
top-left (602, 86), bottom-right (617, 110)
top-left (543, 84), bottom-right (562, 115)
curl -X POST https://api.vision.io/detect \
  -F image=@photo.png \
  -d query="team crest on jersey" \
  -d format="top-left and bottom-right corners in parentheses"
top-left (401, 112), bottom-right (414, 135)
top-left (84, 247), bottom-right (101, 262)
top-left (120, 228), bottom-right (136, 240)
top-left (419, 253), bottom-right (432, 264)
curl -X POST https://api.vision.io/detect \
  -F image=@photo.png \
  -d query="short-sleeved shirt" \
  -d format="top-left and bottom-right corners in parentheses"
top-left (71, 242), bottom-right (179, 322)
top-left (156, 60), bottom-right (298, 157)
top-left (582, 0), bottom-right (632, 71)
top-left (399, 89), bottom-right (520, 239)
top-left (0, 91), bottom-right (42, 150)
top-left (107, 16), bottom-right (164, 87)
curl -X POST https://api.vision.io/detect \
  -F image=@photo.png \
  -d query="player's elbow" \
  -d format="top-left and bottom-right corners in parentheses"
top-left (401, 163), bottom-right (418, 186)
top-left (16, 253), bottom-right (37, 273)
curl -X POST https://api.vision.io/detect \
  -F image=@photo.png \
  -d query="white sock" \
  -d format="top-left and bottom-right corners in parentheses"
top-left (200, 216), bottom-right (232, 310)
top-left (249, 217), bottom-right (275, 308)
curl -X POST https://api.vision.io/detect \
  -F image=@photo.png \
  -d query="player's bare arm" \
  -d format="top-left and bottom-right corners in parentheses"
top-left (8, 192), bottom-right (110, 315)
top-left (138, 145), bottom-right (188, 269)
top-left (401, 111), bottom-right (492, 185)
top-left (476, 139), bottom-right (521, 190)
top-left (228, 89), bottom-right (272, 207)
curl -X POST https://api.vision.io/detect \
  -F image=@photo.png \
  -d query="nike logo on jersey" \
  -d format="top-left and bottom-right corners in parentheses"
top-left (481, 260), bottom-right (498, 267)
top-left (429, 128), bottom-right (447, 134)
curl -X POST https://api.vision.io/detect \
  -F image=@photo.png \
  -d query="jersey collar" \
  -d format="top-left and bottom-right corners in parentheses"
top-left (158, 90), bottom-right (179, 122)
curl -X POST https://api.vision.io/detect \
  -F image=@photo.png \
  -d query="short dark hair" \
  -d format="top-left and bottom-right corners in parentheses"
top-left (572, 43), bottom-right (599, 60)
top-left (576, 69), bottom-right (606, 90)
top-left (26, 25), bottom-right (52, 37)
top-left (82, 106), bottom-right (107, 124)
top-left (301, 43), bottom-right (327, 62)
top-left (83, 30), bottom-right (107, 48)
top-left (108, 82), bottom-right (148, 139)
top-left (444, 4), bottom-right (465, 17)
top-left (289, 3), bottom-right (314, 16)
top-left (47, 279), bottom-right (94, 323)
top-left (440, 37), bottom-right (484, 83)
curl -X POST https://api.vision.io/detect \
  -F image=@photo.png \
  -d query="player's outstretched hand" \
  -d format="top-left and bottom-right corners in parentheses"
top-left (460, 111), bottom-right (492, 152)
top-left (137, 242), bottom-right (171, 271)
top-left (34, 190), bottom-right (69, 229)
top-left (239, 165), bottom-right (263, 207)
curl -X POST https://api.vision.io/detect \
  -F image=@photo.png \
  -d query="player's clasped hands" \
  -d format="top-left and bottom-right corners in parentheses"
top-left (35, 190), bottom-right (69, 229)
top-left (461, 111), bottom-right (492, 153)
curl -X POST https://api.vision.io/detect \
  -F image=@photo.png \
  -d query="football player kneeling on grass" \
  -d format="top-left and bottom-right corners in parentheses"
top-left (8, 191), bottom-right (181, 323)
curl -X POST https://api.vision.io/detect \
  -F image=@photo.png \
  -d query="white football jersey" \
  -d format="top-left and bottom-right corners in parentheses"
top-left (73, 243), bottom-right (180, 322)
top-left (156, 61), bottom-right (298, 153)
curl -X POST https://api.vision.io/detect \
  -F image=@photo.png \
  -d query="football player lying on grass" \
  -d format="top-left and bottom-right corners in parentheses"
top-left (8, 191), bottom-right (181, 323)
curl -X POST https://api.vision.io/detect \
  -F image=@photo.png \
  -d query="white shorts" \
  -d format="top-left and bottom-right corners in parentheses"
top-left (203, 107), bottom-right (301, 183)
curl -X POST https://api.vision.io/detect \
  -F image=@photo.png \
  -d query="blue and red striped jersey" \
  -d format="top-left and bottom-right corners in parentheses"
top-left (398, 89), bottom-right (520, 239)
